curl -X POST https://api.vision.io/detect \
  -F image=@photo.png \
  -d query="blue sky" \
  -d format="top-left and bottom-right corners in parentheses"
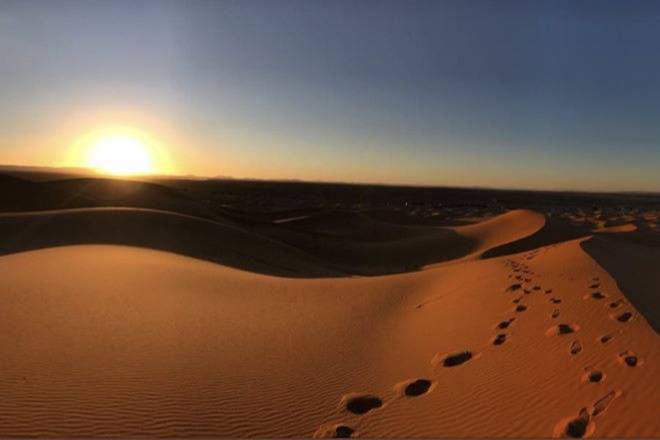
top-left (1, 0), bottom-right (660, 191)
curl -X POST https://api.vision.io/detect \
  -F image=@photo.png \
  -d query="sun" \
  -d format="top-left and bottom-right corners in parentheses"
top-left (70, 125), bottom-right (173, 176)
top-left (86, 135), bottom-right (155, 175)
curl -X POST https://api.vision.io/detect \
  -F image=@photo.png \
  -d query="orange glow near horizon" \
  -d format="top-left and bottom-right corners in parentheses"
top-left (70, 126), bottom-right (173, 176)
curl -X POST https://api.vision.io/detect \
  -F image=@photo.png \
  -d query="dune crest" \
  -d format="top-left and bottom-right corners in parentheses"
top-left (447, 209), bottom-right (546, 260)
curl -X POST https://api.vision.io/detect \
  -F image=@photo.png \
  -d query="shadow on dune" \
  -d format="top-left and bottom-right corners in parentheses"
top-left (581, 233), bottom-right (660, 334)
top-left (0, 208), bottom-right (343, 278)
top-left (0, 175), bottom-right (555, 278)
top-left (482, 216), bottom-right (593, 259)
top-left (0, 174), bottom-right (490, 277)
top-left (0, 205), bottom-right (551, 277)
top-left (259, 210), bottom-right (476, 275)
top-left (0, 207), bottom-right (479, 278)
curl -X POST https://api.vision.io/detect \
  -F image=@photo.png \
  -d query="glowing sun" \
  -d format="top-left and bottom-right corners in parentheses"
top-left (86, 135), bottom-right (155, 175)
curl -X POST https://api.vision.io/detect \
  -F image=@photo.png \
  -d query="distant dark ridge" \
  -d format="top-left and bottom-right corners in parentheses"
top-left (0, 174), bottom-right (41, 210)
top-left (0, 175), bottom-right (219, 221)
top-left (0, 173), bottom-right (36, 188)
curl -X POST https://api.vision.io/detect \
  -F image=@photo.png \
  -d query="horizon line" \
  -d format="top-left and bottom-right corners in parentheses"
top-left (1, 163), bottom-right (659, 197)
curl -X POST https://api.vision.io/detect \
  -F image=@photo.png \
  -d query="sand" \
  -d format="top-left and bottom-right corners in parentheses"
top-left (0, 206), bottom-right (658, 438)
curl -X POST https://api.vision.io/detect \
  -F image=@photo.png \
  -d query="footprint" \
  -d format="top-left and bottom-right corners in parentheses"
top-left (614, 312), bottom-right (633, 323)
top-left (512, 296), bottom-right (523, 304)
top-left (607, 299), bottom-right (624, 309)
top-left (334, 426), bottom-right (355, 438)
top-left (492, 333), bottom-right (507, 346)
top-left (314, 424), bottom-right (356, 439)
top-left (617, 351), bottom-right (642, 367)
top-left (590, 283), bottom-right (601, 289)
top-left (598, 333), bottom-right (616, 345)
top-left (434, 351), bottom-right (474, 367)
top-left (496, 318), bottom-right (515, 329)
top-left (506, 284), bottom-right (522, 292)
top-left (515, 304), bottom-right (528, 313)
top-left (591, 390), bottom-right (621, 417)
top-left (524, 289), bottom-right (532, 294)
top-left (398, 379), bottom-right (433, 397)
top-left (555, 408), bottom-right (593, 438)
top-left (582, 368), bottom-right (606, 384)
top-left (591, 292), bottom-right (607, 300)
top-left (341, 394), bottom-right (383, 415)
top-left (570, 340), bottom-right (583, 355)
top-left (551, 309), bottom-right (560, 319)
top-left (554, 391), bottom-right (621, 438)
top-left (545, 289), bottom-right (553, 294)
top-left (547, 323), bottom-right (580, 336)
top-left (549, 298), bottom-right (562, 304)
top-left (533, 285), bottom-right (541, 291)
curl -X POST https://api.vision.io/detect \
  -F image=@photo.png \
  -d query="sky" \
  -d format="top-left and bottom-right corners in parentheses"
top-left (2, 0), bottom-right (660, 191)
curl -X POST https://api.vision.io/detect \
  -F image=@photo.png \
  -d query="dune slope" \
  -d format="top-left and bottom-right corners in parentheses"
top-left (0, 236), bottom-right (657, 438)
top-left (581, 234), bottom-right (660, 334)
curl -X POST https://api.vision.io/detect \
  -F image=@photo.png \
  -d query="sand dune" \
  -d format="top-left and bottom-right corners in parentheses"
top-left (260, 209), bottom-right (546, 275)
top-left (0, 207), bottom-right (545, 277)
top-left (1, 211), bottom-right (658, 437)
top-left (0, 207), bottom-right (340, 277)
top-left (451, 208), bottom-right (545, 259)
top-left (482, 214), bottom-right (593, 259)
top-left (263, 210), bottom-right (475, 275)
